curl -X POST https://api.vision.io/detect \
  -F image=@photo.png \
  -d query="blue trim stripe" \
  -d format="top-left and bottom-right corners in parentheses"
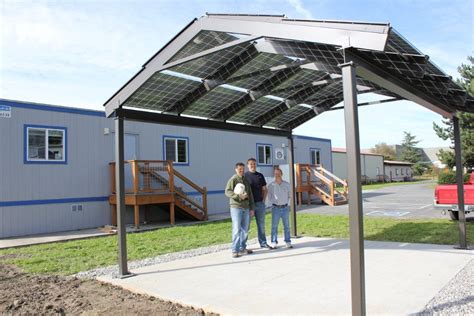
top-left (0, 196), bottom-right (109, 207)
top-left (0, 99), bottom-right (105, 118)
top-left (1, 191), bottom-right (226, 207)
top-left (187, 190), bottom-right (225, 196)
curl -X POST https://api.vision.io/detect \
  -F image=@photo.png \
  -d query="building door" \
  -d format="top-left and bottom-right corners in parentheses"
top-left (124, 134), bottom-right (138, 190)
top-left (124, 134), bottom-right (138, 160)
top-left (113, 133), bottom-right (138, 190)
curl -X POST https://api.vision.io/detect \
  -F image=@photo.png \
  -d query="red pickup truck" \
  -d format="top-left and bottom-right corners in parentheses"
top-left (434, 173), bottom-right (474, 220)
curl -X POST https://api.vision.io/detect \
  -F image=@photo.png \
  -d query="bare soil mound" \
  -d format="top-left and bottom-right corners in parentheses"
top-left (0, 263), bottom-right (216, 315)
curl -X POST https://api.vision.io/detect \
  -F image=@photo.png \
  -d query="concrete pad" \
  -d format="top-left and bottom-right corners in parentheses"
top-left (99, 237), bottom-right (473, 315)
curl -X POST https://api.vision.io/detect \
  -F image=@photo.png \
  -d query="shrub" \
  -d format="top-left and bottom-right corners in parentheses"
top-left (438, 171), bottom-right (471, 184)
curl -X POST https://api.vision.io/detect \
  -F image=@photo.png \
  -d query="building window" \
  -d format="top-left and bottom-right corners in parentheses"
top-left (406, 168), bottom-right (410, 175)
top-left (25, 125), bottom-right (66, 163)
top-left (310, 148), bottom-right (321, 165)
top-left (376, 167), bottom-right (380, 175)
top-left (395, 168), bottom-right (399, 175)
top-left (401, 168), bottom-right (404, 175)
top-left (163, 136), bottom-right (189, 165)
top-left (256, 144), bottom-right (272, 166)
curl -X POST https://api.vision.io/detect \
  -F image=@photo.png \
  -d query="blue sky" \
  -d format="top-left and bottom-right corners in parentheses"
top-left (1, 0), bottom-right (472, 148)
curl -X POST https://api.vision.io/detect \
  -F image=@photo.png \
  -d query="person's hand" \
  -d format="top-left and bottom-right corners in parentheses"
top-left (239, 192), bottom-right (248, 200)
top-left (250, 210), bottom-right (255, 217)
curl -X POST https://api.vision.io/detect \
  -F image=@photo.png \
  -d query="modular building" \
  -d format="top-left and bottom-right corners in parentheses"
top-left (0, 99), bottom-right (332, 238)
top-left (332, 148), bottom-right (385, 183)
top-left (384, 160), bottom-right (413, 182)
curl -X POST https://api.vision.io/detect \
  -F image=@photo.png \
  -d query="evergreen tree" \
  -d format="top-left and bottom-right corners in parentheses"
top-left (400, 131), bottom-right (421, 163)
top-left (433, 56), bottom-right (474, 170)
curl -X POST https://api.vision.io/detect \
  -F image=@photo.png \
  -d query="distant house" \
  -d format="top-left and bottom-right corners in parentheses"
top-left (384, 160), bottom-right (413, 182)
top-left (332, 148), bottom-right (385, 183)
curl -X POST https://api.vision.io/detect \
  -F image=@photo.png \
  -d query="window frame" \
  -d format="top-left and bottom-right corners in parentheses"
top-left (256, 143), bottom-right (273, 166)
top-left (24, 124), bottom-right (67, 164)
top-left (309, 147), bottom-right (321, 165)
top-left (162, 135), bottom-right (189, 166)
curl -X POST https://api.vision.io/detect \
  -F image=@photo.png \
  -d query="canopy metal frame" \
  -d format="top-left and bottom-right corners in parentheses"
top-left (105, 14), bottom-right (473, 315)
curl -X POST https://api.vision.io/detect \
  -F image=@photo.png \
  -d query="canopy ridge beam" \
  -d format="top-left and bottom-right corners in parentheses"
top-left (282, 97), bottom-right (343, 130)
top-left (163, 45), bottom-right (260, 114)
top-left (250, 79), bottom-right (331, 126)
top-left (211, 66), bottom-right (302, 121)
top-left (255, 82), bottom-right (341, 127)
top-left (270, 75), bottom-right (341, 95)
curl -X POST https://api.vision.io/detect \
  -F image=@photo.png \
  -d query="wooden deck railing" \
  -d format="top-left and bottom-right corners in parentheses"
top-left (296, 163), bottom-right (348, 206)
top-left (109, 160), bottom-right (207, 219)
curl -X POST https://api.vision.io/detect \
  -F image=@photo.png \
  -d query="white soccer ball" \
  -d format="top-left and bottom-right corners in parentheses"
top-left (233, 183), bottom-right (246, 195)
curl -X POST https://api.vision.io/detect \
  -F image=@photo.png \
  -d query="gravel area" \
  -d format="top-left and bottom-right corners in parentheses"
top-left (76, 238), bottom-right (258, 279)
top-left (417, 259), bottom-right (473, 315)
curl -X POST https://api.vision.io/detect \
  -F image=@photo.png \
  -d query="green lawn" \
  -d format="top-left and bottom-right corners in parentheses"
top-left (1, 214), bottom-right (471, 276)
top-left (362, 179), bottom-right (433, 191)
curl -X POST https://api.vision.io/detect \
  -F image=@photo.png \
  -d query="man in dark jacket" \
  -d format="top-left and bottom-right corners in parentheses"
top-left (245, 158), bottom-right (273, 249)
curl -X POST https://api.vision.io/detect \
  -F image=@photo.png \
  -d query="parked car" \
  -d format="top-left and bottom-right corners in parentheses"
top-left (434, 173), bottom-right (474, 220)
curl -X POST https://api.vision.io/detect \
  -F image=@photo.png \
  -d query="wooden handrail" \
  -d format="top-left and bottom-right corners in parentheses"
top-left (132, 160), bottom-right (139, 194)
top-left (167, 160), bottom-right (174, 194)
top-left (175, 190), bottom-right (205, 212)
top-left (110, 163), bottom-right (116, 194)
top-left (317, 166), bottom-right (348, 187)
top-left (173, 169), bottom-right (205, 194)
top-left (311, 183), bottom-right (332, 199)
top-left (309, 167), bottom-right (332, 185)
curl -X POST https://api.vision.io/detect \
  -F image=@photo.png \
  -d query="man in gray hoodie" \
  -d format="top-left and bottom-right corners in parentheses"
top-left (225, 162), bottom-right (255, 258)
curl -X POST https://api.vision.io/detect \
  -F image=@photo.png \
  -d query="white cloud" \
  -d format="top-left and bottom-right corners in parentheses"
top-left (286, 0), bottom-right (313, 19)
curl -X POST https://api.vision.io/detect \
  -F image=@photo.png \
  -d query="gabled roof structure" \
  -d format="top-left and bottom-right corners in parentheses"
top-left (104, 13), bottom-right (473, 134)
top-left (105, 14), bottom-right (472, 313)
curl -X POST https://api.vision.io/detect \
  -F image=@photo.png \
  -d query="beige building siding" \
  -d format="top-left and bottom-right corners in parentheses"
top-left (332, 151), bottom-right (384, 182)
top-left (384, 163), bottom-right (413, 182)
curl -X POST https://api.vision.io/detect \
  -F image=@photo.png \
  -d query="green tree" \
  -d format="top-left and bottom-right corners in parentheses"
top-left (433, 56), bottom-right (474, 170)
top-left (370, 142), bottom-right (397, 160)
top-left (400, 131), bottom-right (421, 163)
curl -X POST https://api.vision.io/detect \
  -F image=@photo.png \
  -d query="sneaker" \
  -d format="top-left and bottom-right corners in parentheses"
top-left (285, 242), bottom-right (293, 249)
top-left (260, 244), bottom-right (272, 249)
top-left (271, 242), bottom-right (278, 249)
top-left (232, 252), bottom-right (240, 258)
top-left (239, 249), bottom-right (254, 255)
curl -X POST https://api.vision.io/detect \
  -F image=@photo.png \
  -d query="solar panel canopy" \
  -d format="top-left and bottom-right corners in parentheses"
top-left (104, 14), bottom-right (474, 133)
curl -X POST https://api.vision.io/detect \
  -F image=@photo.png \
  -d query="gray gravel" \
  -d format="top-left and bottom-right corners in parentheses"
top-left (75, 238), bottom-right (258, 279)
top-left (416, 259), bottom-right (473, 315)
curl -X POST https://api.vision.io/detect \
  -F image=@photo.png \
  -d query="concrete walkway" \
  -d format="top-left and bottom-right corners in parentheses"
top-left (99, 237), bottom-right (473, 315)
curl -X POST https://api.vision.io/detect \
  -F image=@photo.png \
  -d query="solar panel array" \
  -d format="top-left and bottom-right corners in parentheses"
top-left (120, 27), bottom-right (474, 131)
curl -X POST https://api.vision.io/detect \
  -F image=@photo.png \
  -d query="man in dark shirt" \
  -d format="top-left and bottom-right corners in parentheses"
top-left (245, 158), bottom-right (272, 249)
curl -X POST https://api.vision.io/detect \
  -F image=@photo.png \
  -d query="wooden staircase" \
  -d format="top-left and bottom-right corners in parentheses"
top-left (296, 164), bottom-right (348, 207)
top-left (109, 160), bottom-right (207, 228)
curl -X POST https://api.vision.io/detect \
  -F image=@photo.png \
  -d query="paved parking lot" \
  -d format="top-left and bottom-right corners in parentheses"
top-left (300, 180), bottom-right (473, 220)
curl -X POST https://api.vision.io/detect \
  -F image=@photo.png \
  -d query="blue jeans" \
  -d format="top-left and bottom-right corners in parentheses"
top-left (230, 207), bottom-right (250, 253)
top-left (254, 201), bottom-right (268, 247)
top-left (271, 206), bottom-right (291, 244)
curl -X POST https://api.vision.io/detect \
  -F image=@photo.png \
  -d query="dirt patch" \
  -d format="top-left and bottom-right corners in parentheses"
top-left (0, 264), bottom-right (217, 315)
